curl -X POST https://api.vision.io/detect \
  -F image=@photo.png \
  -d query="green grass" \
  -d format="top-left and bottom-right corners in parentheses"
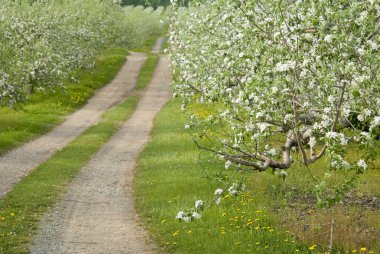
top-left (134, 99), bottom-right (379, 254)
top-left (0, 47), bottom-right (129, 156)
top-left (133, 99), bottom-right (312, 254)
top-left (136, 53), bottom-right (160, 90)
top-left (0, 96), bottom-right (139, 254)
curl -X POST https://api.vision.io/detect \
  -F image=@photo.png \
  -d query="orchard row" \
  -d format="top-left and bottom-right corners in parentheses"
top-left (0, 0), bottom-right (166, 107)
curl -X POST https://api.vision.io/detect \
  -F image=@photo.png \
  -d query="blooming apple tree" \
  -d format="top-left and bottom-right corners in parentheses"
top-left (169, 0), bottom-right (380, 213)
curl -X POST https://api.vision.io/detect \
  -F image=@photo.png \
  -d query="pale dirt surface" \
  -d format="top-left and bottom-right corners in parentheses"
top-left (151, 37), bottom-right (166, 54)
top-left (30, 54), bottom-right (171, 254)
top-left (0, 52), bottom-right (146, 198)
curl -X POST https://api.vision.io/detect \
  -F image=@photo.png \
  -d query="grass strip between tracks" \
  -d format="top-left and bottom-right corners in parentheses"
top-left (136, 53), bottom-right (160, 90)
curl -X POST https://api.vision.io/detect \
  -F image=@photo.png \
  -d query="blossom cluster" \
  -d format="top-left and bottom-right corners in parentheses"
top-left (169, 0), bottom-right (379, 174)
top-left (176, 200), bottom-right (203, 222)
top-left (176, 183), bottom-right (246, 222)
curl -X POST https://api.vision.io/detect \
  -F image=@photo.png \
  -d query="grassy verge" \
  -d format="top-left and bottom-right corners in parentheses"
top-left (0, 47), bottom-right (128, 156)
top-left (134, 99), bottom-right (379, 254)
top-left (133, 99), bottom-right (311, 254)
top-left (136, 53), bottom-right (160, 90)
top-left (0, 96), bottom-right (139, 254)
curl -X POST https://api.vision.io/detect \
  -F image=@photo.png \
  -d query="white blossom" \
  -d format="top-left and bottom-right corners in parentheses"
top-left (357, 159), bottom-right (367, 170)
top-left (195, 200), bottom-right (204, 209)
top-left (214, 188), bottom-right (224, 195)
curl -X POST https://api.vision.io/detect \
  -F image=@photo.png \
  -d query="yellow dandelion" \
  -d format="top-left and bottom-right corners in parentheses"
top-left (161, 219), bottom-right (166, 224)
top-left (256, 242), bottom-right (260, 245)
top-left (352, 250), bottom-right (357, 253)
top-left (360, 247), bottom-right (367, 251)
top-left (309, 245), bottom-right (317, 250)
top-left (165, 242), bottom-right (170, 245)
top-left (10, 213), bottom-right (15, 217)
top-left (172, 242), bottom-right (177, 245)
top-left (256, 210), bottom-right (262, 213)
top-left (187, 230), bottom-right (192, 234)
top-left (1, 217), bottom-right (5, 220)
top-left (172, 231), bottom-right (179, 237)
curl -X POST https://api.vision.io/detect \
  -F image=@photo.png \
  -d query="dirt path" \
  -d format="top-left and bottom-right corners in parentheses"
top-left (151, 37), bottom-right (166, 54)
top-left (30, 55), bottom-right (171, 253)
top-left (0, 52), bottom-right (146, 198)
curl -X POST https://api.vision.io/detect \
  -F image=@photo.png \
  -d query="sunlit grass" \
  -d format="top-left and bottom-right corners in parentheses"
top-left (134, 99), bottom-right (312, 253)
top-left (134, 99), bottom-right (379, 253)
top-left (136, 53), bottom-right (160, 90)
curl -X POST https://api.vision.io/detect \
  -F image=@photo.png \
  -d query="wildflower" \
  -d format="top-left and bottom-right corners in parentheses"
top-left (184, 124), bottom-right (190, 129)
top-left (309, 245), bottom-right (317, 250)
top-left (360, 247), bottom-right (367, 251)
top-left (352, 250), bottom-right (357, 253)
top-left (10, 213), bottom-right (15, 217)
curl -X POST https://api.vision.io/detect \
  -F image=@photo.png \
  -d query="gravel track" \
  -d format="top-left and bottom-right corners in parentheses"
top-left (0, 52), bottom-right (146, 198)
top-left (151, 37), bottom-right (166, 54)
top-left (30, 54), bottom-right (171, 253)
